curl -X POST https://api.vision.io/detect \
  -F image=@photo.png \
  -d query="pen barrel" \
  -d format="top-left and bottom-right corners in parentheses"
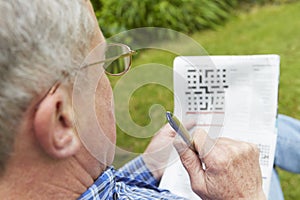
top-left (166, 112), bottom-right (196, 152)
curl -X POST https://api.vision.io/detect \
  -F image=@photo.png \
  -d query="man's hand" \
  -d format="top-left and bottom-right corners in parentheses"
top-left (174, 129), bottom-right (266, 200)
top-left (142, 122), bottom-right (195, 180)
top-left (142, 124), bottom-right (177, 180)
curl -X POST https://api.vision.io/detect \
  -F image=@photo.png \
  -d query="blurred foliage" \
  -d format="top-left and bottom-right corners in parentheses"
top-left (239, 0), bottom-right (296, 4)
top-left (92, 0), bottom-right (238, 37)
top-left (91, 0), bottom-right (102, 11)
top-left (90, 0), bottom-right (296, 38)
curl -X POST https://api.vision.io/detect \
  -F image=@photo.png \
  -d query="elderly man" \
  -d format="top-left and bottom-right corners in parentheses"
top-left (0, 0), bottom-right (266, 199)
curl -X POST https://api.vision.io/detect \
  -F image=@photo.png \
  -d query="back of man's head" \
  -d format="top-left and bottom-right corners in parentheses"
top-left (0, 0), bottom-right (96, 171)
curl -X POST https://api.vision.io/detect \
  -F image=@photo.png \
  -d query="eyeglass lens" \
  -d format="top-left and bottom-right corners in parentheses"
top-left (104, 44), bottom-right (131, 75)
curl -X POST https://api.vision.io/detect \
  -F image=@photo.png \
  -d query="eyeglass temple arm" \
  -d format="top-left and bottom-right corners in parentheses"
top-left (81, 50), bottom-right (137, 70)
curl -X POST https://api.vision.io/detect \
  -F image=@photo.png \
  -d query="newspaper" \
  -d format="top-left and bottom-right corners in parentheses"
top-left (159, 55), bottom-right (280, 199)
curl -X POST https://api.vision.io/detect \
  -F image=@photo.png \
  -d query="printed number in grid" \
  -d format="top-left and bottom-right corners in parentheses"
top-left (258, 144), bottom-right (270, 166)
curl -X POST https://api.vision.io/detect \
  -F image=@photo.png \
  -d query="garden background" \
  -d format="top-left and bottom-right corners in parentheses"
top-left (91, 0), bottom-right (300, 199)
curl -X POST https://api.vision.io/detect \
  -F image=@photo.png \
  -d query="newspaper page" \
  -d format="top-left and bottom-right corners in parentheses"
top-left (159, 55), bottom-right (280, 199)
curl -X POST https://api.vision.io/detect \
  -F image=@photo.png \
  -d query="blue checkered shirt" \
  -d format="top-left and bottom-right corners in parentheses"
top-left (78, 156), bottom-right (187, 200)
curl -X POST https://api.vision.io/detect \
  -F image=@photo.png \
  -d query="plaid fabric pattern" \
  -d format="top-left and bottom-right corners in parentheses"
top-left (78, 156), bottom-right (187, 200)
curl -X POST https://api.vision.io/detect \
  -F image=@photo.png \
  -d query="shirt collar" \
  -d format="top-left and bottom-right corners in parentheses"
top-left (79, 166), bottom-right (117, 200)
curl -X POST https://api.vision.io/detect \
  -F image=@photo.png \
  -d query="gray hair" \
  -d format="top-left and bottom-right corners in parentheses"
top-left (0, 0), bottom-right (97, 170)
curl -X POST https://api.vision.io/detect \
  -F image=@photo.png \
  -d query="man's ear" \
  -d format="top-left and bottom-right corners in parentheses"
top-left (33, 85), bottom-right (80, 159)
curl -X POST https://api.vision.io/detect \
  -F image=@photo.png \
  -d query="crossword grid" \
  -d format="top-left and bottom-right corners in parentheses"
top-left (258, 144), bottom-right (270, 166)
top-left (186, 68), bottom-right (228, 112)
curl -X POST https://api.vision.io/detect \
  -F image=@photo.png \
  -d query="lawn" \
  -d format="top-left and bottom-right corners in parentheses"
top-left (110, 1), bottom-right (300, 199)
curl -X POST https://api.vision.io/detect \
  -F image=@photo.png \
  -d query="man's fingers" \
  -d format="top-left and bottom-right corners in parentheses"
top-left (191, 129), bottom-right (216, 159)
top-left (183, 120), bottom-right (197, 131)
top-left (173, 139), bottom-right (206, 194)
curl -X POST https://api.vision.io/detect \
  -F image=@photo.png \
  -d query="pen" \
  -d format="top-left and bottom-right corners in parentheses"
top-left (166, 111), bottom-right (197, 152)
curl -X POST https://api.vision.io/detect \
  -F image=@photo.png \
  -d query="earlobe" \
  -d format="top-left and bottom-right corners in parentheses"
top-left (33, 86), bottom-right (80, 159)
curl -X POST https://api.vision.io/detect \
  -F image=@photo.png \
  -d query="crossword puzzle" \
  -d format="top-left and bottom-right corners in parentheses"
top-left (185, 68), bottom-right (229, 112)
top-left (258, 144), bottom-right (270, 166)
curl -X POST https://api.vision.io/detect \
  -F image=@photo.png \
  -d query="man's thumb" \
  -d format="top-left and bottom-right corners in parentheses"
top-left (173, 139), bottom-right (206, 193)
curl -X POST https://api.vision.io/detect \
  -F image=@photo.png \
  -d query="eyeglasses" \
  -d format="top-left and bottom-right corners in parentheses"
top-left (82, 43), bottom-right (136, 76)
top-left (35, 43), bottom-right (136, 108)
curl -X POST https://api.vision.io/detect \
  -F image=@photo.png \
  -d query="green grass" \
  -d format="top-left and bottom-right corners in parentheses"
top-left (110, 2), bottom-right (300, 199)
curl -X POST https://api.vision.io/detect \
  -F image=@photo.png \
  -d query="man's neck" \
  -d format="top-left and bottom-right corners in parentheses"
top-left (0, 153), bottom-right (97, 200)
